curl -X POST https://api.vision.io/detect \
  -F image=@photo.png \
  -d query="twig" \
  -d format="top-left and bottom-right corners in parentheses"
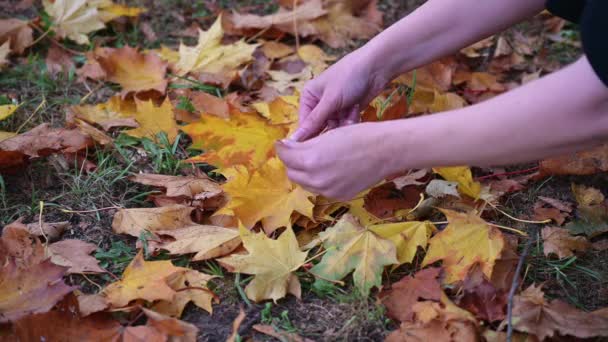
top-left (475, 166), bottom-right (540, 181)
top-left (16, 98), bottom-right (46, 134)
top-left (292, 0), bottom-right (300, 50)
top-left (38, 201), bottom-right (49, 252)
top-left (80, 273), bottom-right (103, 292)
top-left (506, 229), bottom-right (536, 342)
top-left (486, 201), bottom-right (551, 225)
top-left (29, 23), bottom-right (85, 55)
top-left (60, 206), bottom-right (121, 213)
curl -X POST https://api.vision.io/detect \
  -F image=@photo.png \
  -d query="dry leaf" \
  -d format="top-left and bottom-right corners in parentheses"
top-left (219, 225), bottom-right (307, 302)
top-left (68, 96), bottom-right (138, 131)
top-left (47, 239), bottom-right (105, 274)
top-left (0, 18), bottom-right (34, 54)
top-left (43, 0), bottom-right (106, 44)
top-left (422, 209), bottom-right (505, 283)
top-left (156, 225), bottom-right (241, 261)
top-left (125, 98), bottom-right (179, 143)
top-left (253, 324), bottom-right (314, 342)
top-left (542, 226), bottom-right (590, 258)
top-left (310, 214), bottom-right (398, 295)
top-left (112, 205), bottom-right (195, 237)
top-left (433, 166), bottom-right (481, 199)
top-left (4, 218), bottom-right (68, 242)
top-left (379, 268), bottom-right (442, 322)
top-left (0, 41), bottom-right (9, 69)
top-left (183, 111), bottom-right (287, 170)
top-left (130, 173), bottom-right (222, 199)
top-left (152, 269), bottom-right (217, 316)
top-left (539, 144), bottom-right (608, 176)
top-left (217, 158), bottom-right (314, 234)
top-left (370, 220), bottom-right (436, 265)
top-left (458, 267), bottom-right (508, 322)
top-left (45, 45), bottom-right (75, 76)
top-left (103, 251), bottom-right (187, 307)
top-left (392, 169), bottom-right (428, 189)
top-left (252, 95), bottom-right (299, 125)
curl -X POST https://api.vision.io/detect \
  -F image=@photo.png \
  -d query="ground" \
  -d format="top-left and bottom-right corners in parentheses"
top-left (1, 0), bottom-right (607, 341)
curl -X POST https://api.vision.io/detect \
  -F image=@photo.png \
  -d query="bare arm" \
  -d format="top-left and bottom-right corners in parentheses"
top-left (364, 0), bottom-right (547, 83)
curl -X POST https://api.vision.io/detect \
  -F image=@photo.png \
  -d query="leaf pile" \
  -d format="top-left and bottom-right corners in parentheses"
top-left (1, 1), bottom-right (608, 341)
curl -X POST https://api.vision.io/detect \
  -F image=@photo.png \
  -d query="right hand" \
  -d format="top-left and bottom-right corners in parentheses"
top-left (289, 48), bottom-right (390, 142)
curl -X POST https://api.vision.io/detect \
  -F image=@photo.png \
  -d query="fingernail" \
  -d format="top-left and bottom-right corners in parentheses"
top-left (289, 129), bottom-right (304, 142)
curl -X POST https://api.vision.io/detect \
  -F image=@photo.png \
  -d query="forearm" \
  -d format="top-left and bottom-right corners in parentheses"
top-left (378, 57), bottom-right (608, 172)
top-left (362, 0), bottom-right (545, 83)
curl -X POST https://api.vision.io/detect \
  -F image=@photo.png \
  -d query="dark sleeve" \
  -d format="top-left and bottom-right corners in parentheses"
top-left (581, 0), bottom-right (608, 87)
top-left (546, 0), bottom-right (585, 22)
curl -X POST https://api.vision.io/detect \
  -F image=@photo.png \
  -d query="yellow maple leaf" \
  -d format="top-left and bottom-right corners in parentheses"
top-left (152, 269), bottom-right (217, 316)
top-left (0, 103), bottom-right (19, 121)
top-left (156, 225), bottom-right (241, 261)
top-left (95, 46), bottom-right (168, 98)
top-left (422, 209), bottom-right (505, 283)
top-left (433, 166), bottom-right (481, 199)
top-left (217, 158), bottom-right (314, 234)
top-left (310, 214), bottom-right (398, 295)
top-left (95, 0), bottom-right (146, 22)
top-left (297, 44), bottom-right (335, 76)
top-left (183, 111), bottom-right (287, 170)
top-left (252, 96), bottom-right (299, 125)
top-left (43, 0), bottom-right (106, 44)
top-left (218, 224), bottom-right (308, 302)
top-left (103, 251), bottom-right (187, 307)
top-left (175, 16), bottom-right (258, 76)
top-left (348, 190), bottom-right (382, 226)
top-left (370, 221), bottom-right (436, 265)
top-left (125, 98), bottom-right (179, 143)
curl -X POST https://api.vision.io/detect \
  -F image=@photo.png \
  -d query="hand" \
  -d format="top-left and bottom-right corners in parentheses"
top-left (277, 123), bottom-right (396, 200)
top-left (290, 48), bottom-right (390, 142)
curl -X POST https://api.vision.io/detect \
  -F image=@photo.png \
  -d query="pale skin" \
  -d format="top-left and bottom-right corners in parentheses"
top-left (276, 0), bottom-right (608, 200)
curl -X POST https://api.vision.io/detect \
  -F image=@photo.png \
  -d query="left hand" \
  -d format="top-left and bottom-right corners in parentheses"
top-left (276, 123), bottom-right (396, 201)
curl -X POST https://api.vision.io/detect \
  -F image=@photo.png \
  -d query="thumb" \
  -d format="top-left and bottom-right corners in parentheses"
top-left (291, 95), bottom-right (336, 142)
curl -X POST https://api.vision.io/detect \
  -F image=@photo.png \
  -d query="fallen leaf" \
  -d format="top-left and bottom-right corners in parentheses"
top-left (183, 110), bottom-right (287, 170)
top-left (566, 184), bottom-right (608, 237)
top-left (310, 214), bottom-right (398, 295)
top-left (370, 220), bottom-right (436, 265)
top-left (261, 41), bottom-right (295, 59)
top-left (0, 40), bottom-right (9, 69)
top-left (176, 16), bottom-right (258, 77)
top-left (297, 44), bottom-right (335, 76)
top-left (103, 251), bottom-right (187, 307)
top-left (571, 183), bottom-right (604, 206)
top-left (47, 239), bottom-right (105, 274)
top-left (0, 230), bottom-right (75, 322)
top-left (0, 18), bottom-right (34, 54)
top-left (9, 296), bottom-right (121, 341)
top-left (542, 226), bottom-right (590, 258)
top-left (97, 1), bottom-right (146, 22)
top-left (43, 0), bottom-right (106, 44)
top-left (4, 218), bottom-right (68, 242)
top-left (539, 144), bottom-right (608, 176)
top-left (460, 36), bottom-right (495, 58)
top-left (125, 98), bottom-right (179, 143)
top-left (538, 196), bottom-right (573, 213)
top-left (362, 183), bottom-right (423, 221)
top-left (458, 267), bottom-right (508, 322)
top-left (532, 200), bottom-right (570, 225)
top-left (230, 0), bottom-right (326, 32)
top-left (77, 293), bottom-right (109, 316)
top-left (112, 205), bottom-right (195, 237)
top-left (253, 324), bottom-right (314, 342)
top-left (267, 66), bottom-right (313, 93)
top-left (434, 166), bottom-right (481, 199)
top-left (156, 225), bottom-right (241, 261)
top-left (130, 173), bottom-right (222, 199)
top-left (379, 268), bottom-right (442, 322)
top-left (45, 45), bottom-right (75, 76)
top-left (252, 95), bottom-right (299, 125)
top-left (226, 308), bottom-right (246, 342)
top-left (94, 46), bottom-right (168, 98)
top-left (218, 158), bottom-right (314, 234)
top-left (68, 95), bottom-right (138, 131)
top-left (422, 209), bottom-right (505, 283)
top-left (392, 169), bottom-right (429, 189)
top-left (152, 269), bottom-right (217, 316)
top-left (219, 225), bottom-right (308, 302)
top-left (426, 179), bottom-right (460, 199)
top-left (512, 284), bottom-right (608, 340)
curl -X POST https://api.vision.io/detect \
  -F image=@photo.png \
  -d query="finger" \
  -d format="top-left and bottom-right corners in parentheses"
top-left (286, 169), bottom-right (319, 194)
top-left (298, 83), bottom-right (319, 126)
top-left (291, 94), bottom-right (336, 142)
top-left (327, 119), bottom-right (338, 131)
top-left (339, 104), bottom-right (360, 127)
top-left (275, 141), bottom-right (307, 170)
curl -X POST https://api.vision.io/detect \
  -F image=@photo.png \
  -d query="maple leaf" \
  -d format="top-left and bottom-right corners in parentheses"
top-left (183, 111), bottom-right (287, 170)
top-left (123, 308), bottom-right (198, 342)
top-left (539, 143), bottom-right (608, 176)
top-left (566, 184), bottom-right (608, 237)
top-left (267, 67), bottom-right (313, 93)
top-left (0, 18), bottom-right (34, 54)
top-left (379, 268), bottom-right (442, 322)
top-left (112, 205), bottom-right (195, 237)
top-left (532, 200), bottom-right (570, 225)
top-left (130, 173), bottom-right (222, 199)
top-left (68, 96), bottom-right (138, 131)
top-left (217, 158), bottom-right (314, 234)
top-left (47, 239), bottom-right (105, 274)
top-left (0, 227), bottom-right (75, 323)
top-left (43, 0), bottom-right (106, 44)
top-left (458, 267), bottom-right (508, 322)
top-left (422, 209), bottom-right (505, 283)
top-left (45, 45), bottom-right (75, 76)
top-left (124, 98), bottom-right (179, 143)
top-left (152, 269), bottom-right (217, 316)
top-left (230, 0), bottom-right (326, 32)
top-left (5, 218), bottom-right (68, 242)
top-left (542, 226), bottom-right (590, 258)
top-left (310, 214), bottom-right (398, 295)
top-left (252, 95), bottom-right (299, 125)
top-left (96, 0), bottom-right (146, 22)
top-left (156, 225), bottom-right (241, 261)
top-left (370, 220), bottom-right (436, 265)
top-left (103, 251), bottom-right (187, 307)
top-left (0, 41), bottom-right (9, 69)
top-left (93, 46), bottom-right (168, 98)
top-left (218, 225), bottom-right (308, 302)
top-left (386, 293), bottom-right (478, 342)
top-left (260, 41), bottom-right (295, 60)
top-left (8, 295), bottom-right (122, 341)
top-left (175, 16), bottom-right (258, 76)
top-left (0, 103), bottom-right (19, 121)
top-left (172, 90), bottom-right (230, 123)
top-left (433, 166), bottom-right (481, 199)
top-left (512, 284), bottom-right (608, 340)
top-left (298, 44), bottom-right (335, 76)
